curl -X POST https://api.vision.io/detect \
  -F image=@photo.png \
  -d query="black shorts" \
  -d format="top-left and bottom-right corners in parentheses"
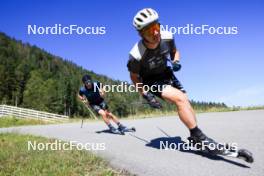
top-left (142, 69), bottom-right (186, 98)
top-left (90, 101), bottom-right (108, 114)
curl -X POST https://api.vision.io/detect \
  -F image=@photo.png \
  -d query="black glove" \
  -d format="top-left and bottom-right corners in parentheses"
top-left (172, 61), bottom-right (181, 72)
top-left (142, 92), bottom-right (162, 109)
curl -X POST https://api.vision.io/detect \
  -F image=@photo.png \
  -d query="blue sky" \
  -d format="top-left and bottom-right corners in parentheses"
top-left (1, 0), bottom-right (263, 106)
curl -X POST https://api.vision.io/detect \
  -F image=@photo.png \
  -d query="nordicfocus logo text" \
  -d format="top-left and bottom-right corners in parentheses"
top-left (27, 140), bottom-right (106, 151)
top-left (160, 141), bottom-right (238, 151)
top-left (27, 24), bottom-right (106, 35)
top-left (93, 82), bottom-right (166, 93)
top-left (161, 24), bottom-right (239, 35)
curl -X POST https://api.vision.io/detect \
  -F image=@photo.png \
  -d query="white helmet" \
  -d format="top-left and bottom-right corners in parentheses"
top-left (133, 8), bottom-right (159, 30)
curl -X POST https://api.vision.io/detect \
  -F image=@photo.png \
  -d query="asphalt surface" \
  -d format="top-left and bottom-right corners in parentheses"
top-left (1, 110), bottom-right (263, 176)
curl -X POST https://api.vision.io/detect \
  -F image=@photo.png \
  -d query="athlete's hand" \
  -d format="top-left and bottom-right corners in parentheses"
top-left (79, 96), bottom-right (85, 101)
top-left (172, 60), bottom-right (181, 72)
top-left (99, 88), bottom-right (105, 97)
top-left (142, 92), bottom-right (162, 109)
top-left (80, 97), bottom-right (87, 104)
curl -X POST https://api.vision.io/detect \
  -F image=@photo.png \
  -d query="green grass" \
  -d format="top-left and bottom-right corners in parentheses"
top-left (0, 133), bottom-right (128, 176)
top-left (240, 106), bottom-right (264, 111)
top-left (0, 116), bottom-right (51, 128)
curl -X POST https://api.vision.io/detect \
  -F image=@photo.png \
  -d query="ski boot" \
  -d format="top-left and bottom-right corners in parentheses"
top-left (118, 124), bottom-right (136, 133)
top-left (188, 133), bottom-right (226, 155)
top-left (109, 126), bottom-right (124, 135)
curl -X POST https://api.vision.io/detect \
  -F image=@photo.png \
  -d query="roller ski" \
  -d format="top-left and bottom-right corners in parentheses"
top-left (187, 134), bottom-right (254, 163)
top-left (107, 126), bottom-right (124, 135)
top-left (118, 124), bottom-right (136, 133)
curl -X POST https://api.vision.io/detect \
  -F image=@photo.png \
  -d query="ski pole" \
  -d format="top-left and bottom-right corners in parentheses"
top-left (81, 117), bottom-right (84, 128)
top-left (80, 99), bottom-right (98, 128)
top-left (82, 99), bottom-right (98, 120)
top-left (85, 103), bottom-right (98, 120)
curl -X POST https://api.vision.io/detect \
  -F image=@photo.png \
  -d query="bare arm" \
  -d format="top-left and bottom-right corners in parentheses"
top-left (99, 87), bottom-right (105, 97)
top-left (171, 48), bottom-right (180, 63)
top-left (173, 50), bottom-right (180, 62)
top-left (130, 72), bottom-right (145, 96)
top-left (78, 94), bottom-right (89, 104)
top-left (78, 94), bottom-right (84, 100)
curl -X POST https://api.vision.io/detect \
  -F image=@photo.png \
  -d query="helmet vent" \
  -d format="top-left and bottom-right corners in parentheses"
top-left (146, 9), bottom-right (152, 15)
top-left (140, 12), bottom-right (147, 18)
top-left (136, 17), bottom-right (143, 22)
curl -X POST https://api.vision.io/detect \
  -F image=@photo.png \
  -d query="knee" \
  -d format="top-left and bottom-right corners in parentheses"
top-left (173, 94), bottom-right (188, 107)
top-left (99, 111), bottom-right (107, 118)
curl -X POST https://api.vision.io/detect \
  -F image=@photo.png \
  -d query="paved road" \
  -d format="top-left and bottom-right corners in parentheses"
top-left (1, 110), bottom-right (263, 176)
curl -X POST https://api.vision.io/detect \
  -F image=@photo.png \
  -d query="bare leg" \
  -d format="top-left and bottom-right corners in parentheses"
top-left (106, 111), bottom-right (120, 124)
top-left (183, 93), bottom-right (196, 118)
top-left (161, 85), bottom-right (197, 129)
top-left (98, 110), bottom-right (111, 125)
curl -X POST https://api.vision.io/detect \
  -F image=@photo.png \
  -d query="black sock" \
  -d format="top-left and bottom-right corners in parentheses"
top-left (108, 123), bottom-right (114, 129)
top-left (190, 126), bottom-right (203, 137)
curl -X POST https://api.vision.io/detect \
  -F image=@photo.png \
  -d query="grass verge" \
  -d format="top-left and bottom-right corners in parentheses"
top-left (0, 116), bottom-right (51, 128)
top-left (0, 133), bottom-right (129, 176)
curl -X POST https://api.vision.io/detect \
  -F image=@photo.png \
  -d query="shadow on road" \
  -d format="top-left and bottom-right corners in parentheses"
top-left (129, 127), bottom-right (250, 168)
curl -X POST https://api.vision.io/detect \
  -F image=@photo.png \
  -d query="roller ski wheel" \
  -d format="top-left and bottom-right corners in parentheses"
top-left (237, 149), bottom-right (254, 163)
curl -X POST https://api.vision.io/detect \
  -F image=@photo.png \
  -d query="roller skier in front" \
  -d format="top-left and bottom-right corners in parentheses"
top-left (127, 8), bottom-right (253, 163)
